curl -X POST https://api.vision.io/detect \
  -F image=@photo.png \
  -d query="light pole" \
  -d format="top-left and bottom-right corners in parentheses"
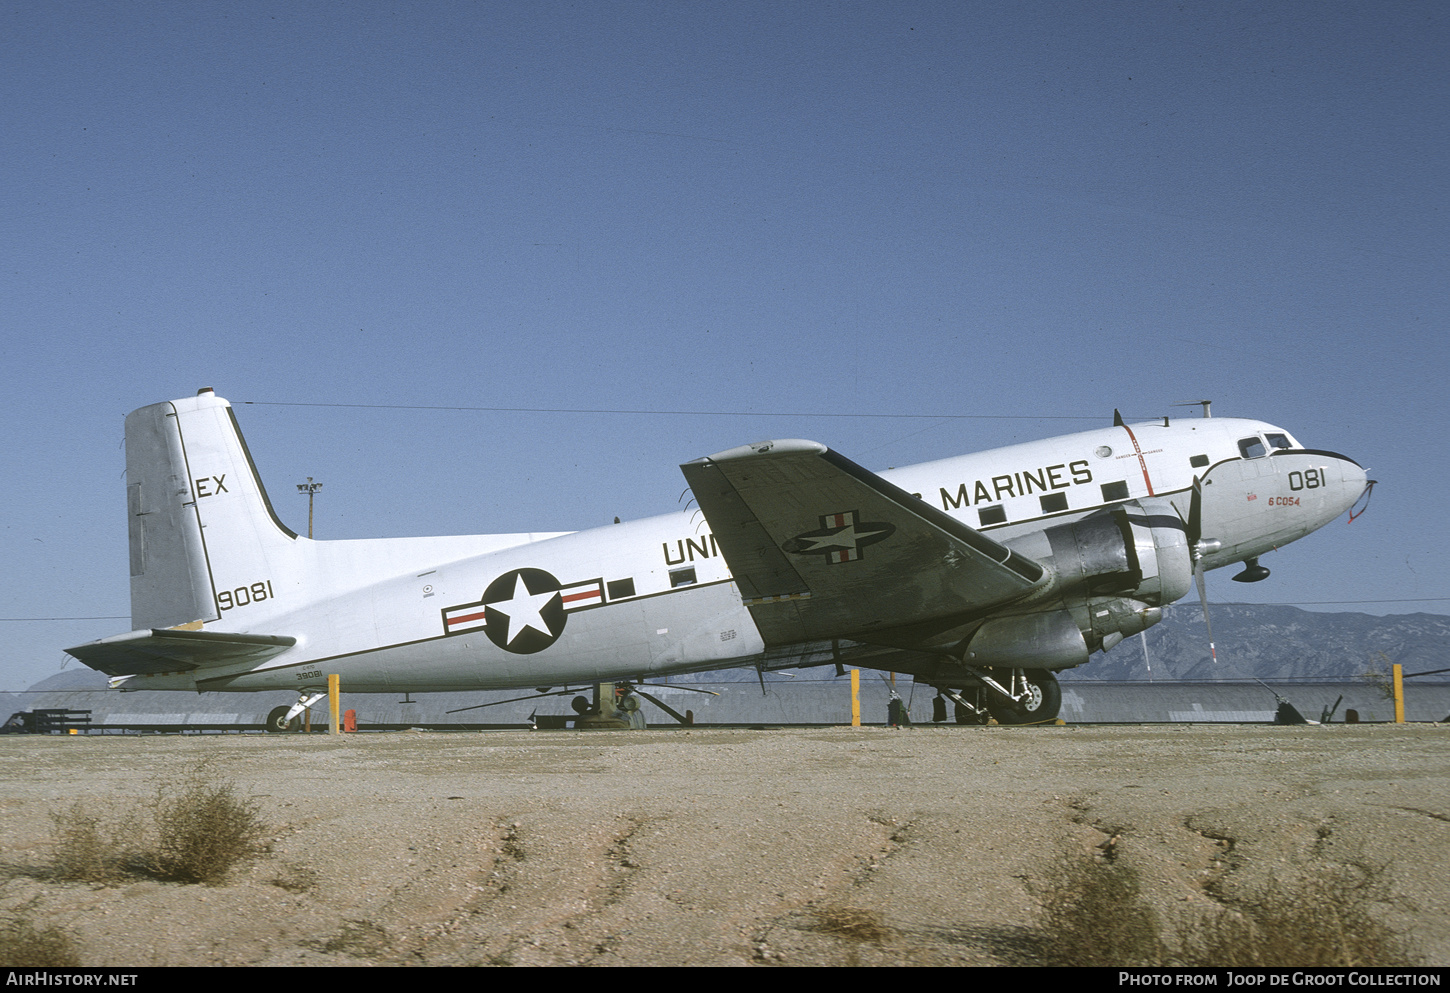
top-left (296, 477), bottom-right (322, 539)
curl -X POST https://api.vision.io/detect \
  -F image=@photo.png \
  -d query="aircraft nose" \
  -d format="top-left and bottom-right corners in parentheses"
top-left (1312, 450), bottom-right (1369, 523)
top-left (1339, 456), bottom-right (1371, 517)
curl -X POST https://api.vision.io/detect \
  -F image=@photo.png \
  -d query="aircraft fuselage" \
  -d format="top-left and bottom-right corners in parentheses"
top-left (95, 398), bottom-right (1365, 695)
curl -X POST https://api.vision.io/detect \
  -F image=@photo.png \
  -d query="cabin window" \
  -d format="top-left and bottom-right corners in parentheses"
top-left (1266, 433), bottom-right (1292, 450)
top-left (1190, 454), bottom-right (1209, 468)
top-left (1039, 492), bottom-right (1068, 514)
top-left (1101, 480), bottom-right (1129, 502)
top-left (607, 578), bottom-right (635, 600)
top-left (669, 567), bottom-right (696, 588)
top-left (1238, 437), bottom-right (1267, 459)
top-left (977, 505), bottom-right (1006, 527)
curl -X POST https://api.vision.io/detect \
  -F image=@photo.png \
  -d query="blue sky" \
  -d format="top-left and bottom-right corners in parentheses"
top-left (3, 1), bottom-right (1445, 690)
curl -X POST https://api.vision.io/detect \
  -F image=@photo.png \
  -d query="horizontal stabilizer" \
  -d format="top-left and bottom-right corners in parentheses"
top-left (680, 440), bottom-right (1045, 647)
top-left (64, 628), bottom-right (296, 676)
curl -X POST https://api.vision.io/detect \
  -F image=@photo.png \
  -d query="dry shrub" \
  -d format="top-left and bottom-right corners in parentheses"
top-left (50, 804), bottom-right (134, 884)
top-left (810, 905), bottom-right (892, 943)
top-left (1184, 873), bottom-right (1418, 967)
top-left (0, 916), bottom-right (79, 967)
top-left (143, 766), bottom-right (267, 884)
top-left (48, 760), bottom-right (267, 886)
top-left (1038, 855), bottom-right (1167, 966)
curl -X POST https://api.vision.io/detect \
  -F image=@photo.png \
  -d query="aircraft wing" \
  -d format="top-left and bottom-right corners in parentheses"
top-left (680, 440), bottom-right (1045, 647)
top-left (64, 628), bottom-right (296, 676)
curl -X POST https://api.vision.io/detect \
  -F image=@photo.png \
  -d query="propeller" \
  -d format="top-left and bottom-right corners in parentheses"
top-left (628, 687), bottom-right (691, 724)
top-left (622, 681), bottom-right (720, 725)
top-left (1184, 476), bottom-right (1222, 664)
top-left (449, 678), bottom-right (722, 724)
top-left (445, 686), bottom-right (583, 715)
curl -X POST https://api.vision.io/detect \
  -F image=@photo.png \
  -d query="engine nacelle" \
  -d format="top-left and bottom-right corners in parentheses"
top-left (956, 500), bottom-right (1192, 669)
top-left (1074, 597), bottom-right (1163, 653)
top-left (1041, 501), bottom-right (1193, 607)
top-left (962, 608), bottom-right (1089, 670)
top-left (961, 596), bottom-right (1165, 669)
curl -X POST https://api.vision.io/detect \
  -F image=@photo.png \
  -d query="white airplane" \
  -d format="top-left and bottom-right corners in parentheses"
top-left (65, 389), bottom-right (1370, 727)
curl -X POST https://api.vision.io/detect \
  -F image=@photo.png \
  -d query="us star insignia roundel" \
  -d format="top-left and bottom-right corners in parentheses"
top-left (441, 568), bottom-right (605, 654)
top-left (782, 510), bottom-right (895, 564)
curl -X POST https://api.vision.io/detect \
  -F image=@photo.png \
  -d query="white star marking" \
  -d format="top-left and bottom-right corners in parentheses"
top-left (796, 523), bottom-right (888, 553)
top-left (489, 573), bottom-right (560, 647)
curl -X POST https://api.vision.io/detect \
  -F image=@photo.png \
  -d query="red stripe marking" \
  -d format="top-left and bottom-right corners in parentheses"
top-left (562, 588), bottom-right (601, 604)
top-left (446, 610), bottom-right (487, 627)
top-left (1120, 424), bottom-right (1156, 496)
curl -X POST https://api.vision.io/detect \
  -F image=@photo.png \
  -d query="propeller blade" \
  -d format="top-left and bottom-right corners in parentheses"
top-left (1183, 473), bottom-right (1222, 664)
top-left (446, 686), bottom-right (582, 714)
top-left (1188, 474), bottom-right (1203, 547)
top-left (1195, 561), bottom-right (1218, 664)
top-left (631, 688), bottom-right (692, 725)
top-left (631, 682), bottom-right (720, 696)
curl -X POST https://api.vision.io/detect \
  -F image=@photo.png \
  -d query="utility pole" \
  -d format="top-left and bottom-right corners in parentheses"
top-left (296, 477), bottom-right (322, 538)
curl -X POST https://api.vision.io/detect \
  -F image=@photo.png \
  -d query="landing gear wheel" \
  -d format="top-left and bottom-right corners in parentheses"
top-left (984, 669), bottom-right (1061, 725)
top-left (265, 705), bottom-right (298, 732)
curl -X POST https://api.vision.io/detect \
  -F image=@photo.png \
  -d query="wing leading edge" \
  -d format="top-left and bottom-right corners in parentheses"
top-left (680, 440), bottom-right (1045, 648)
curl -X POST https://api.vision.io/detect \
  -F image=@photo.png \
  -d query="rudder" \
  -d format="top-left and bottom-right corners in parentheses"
top-left (126, 389), bottom-right (299, 630)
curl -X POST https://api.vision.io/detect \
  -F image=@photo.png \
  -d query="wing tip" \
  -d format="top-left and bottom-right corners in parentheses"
top-left (692, 439), bottom-right (829, 464)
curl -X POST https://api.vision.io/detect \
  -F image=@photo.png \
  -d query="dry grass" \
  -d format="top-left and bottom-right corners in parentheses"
top-left (270, 861), bottom-right (319, 894)
top-left (810, 905), bottom-right (892, 944)
top-left (1360, 653), bottom-right (1397, 701)
top-left (1037, 852), bottom-right (1419, 967)
top-left (0, 915), bottom-right (79, 967)
top-left (48, 760), bottom-right (268, 887)
top-left (1038, 854), bottom-right (1167, 966)
top-left (144, 767), bottom-right (268, 884)
top-left (1184, 872), bottom-right (1419, 967)
top-left (50, 804), bottom-right (135, 884)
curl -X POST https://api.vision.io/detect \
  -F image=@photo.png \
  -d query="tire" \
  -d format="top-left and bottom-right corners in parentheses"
top-left (265, 705), bottom-right (297, 732)
top-left (984, 669), bottom-right (1061, 725)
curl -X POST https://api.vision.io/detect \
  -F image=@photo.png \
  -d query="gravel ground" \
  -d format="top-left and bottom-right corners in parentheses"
top-left (1, 723), bottom-right (1446, 967)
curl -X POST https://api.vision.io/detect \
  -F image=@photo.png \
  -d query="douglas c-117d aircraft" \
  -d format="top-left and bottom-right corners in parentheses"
top-left (66, 390), bottom-right (1371, 727)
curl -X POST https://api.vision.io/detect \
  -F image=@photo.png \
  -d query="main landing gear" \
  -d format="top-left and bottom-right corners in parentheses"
top-left (934, 668), bottom-right (1062, 725)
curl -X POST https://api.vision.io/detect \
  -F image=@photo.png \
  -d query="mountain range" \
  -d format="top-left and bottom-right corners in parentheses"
top-left (1061, 603), bottom-right (1450, 682)
top-left (4, 605), bottom-right (1446, 718)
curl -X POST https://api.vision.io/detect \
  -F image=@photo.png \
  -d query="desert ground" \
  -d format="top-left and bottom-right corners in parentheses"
top-left (1, 723), bottom-right (1447, 967)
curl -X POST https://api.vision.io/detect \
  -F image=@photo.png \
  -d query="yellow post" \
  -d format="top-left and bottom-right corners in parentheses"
top-left (851, 669), bottom-right (860, 727)
top-left (328, 674), bottom-right (341, 735)
top-left (1393, 664), bottom-right (1404, 724)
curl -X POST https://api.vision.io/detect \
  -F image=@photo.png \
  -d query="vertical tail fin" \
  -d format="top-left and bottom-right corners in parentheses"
top-left (126, 389), bottom-right (299, 630)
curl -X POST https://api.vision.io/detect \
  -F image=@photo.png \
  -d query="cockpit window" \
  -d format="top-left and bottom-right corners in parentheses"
top-left (1238, 437), bottom-right (1267, 459)
top-left (1265, 433), bottom-right (1292, 450)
